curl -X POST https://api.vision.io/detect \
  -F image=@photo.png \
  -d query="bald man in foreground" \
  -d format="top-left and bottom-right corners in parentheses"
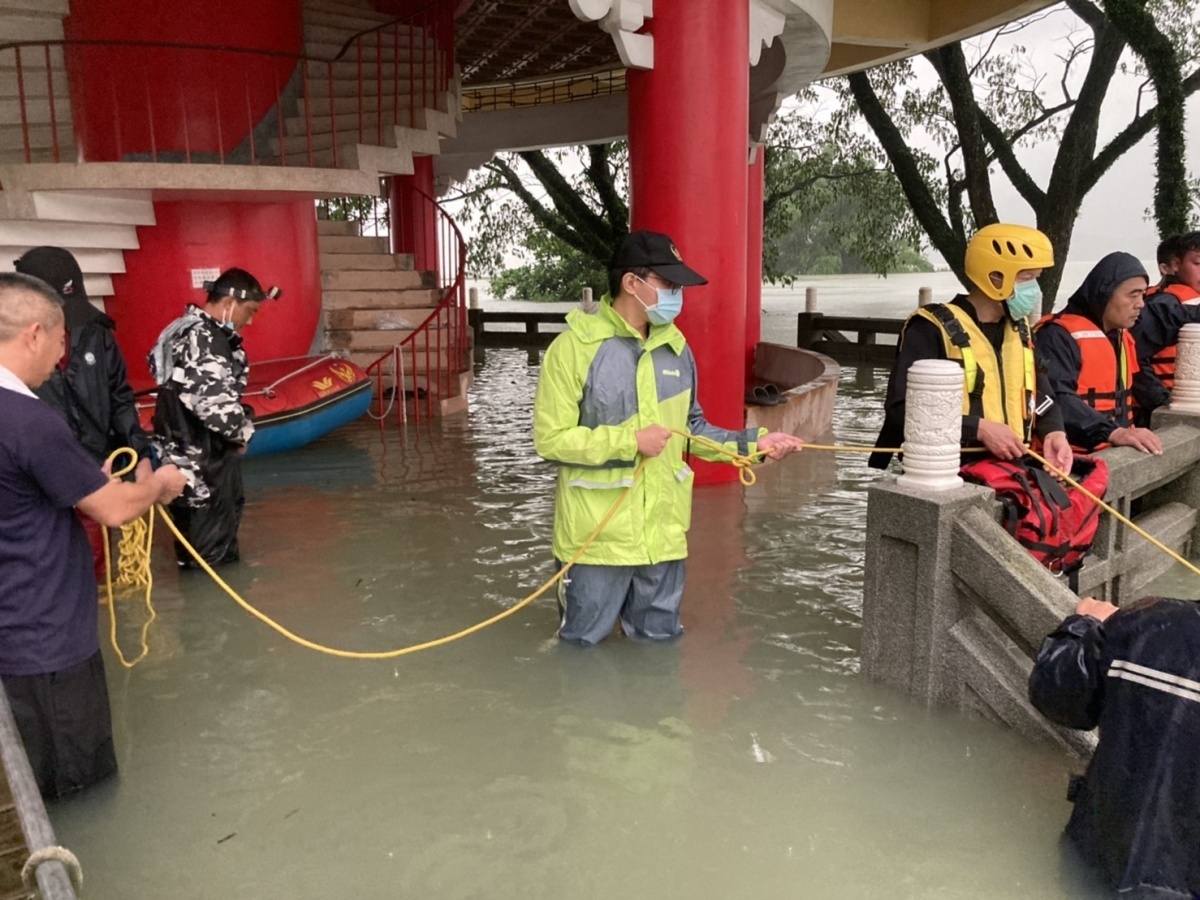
top-left (0, 273), bottom-right (186, 797)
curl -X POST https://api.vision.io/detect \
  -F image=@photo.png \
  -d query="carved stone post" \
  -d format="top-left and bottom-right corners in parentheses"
top-left (918, 287), bottom-right (933, 307)
top-left (896, 359), bottom-right (964, 491)
top-left (1170, 323), bottom-right (1200, 413)
top-left (804, 287), bottom-right (818, 313)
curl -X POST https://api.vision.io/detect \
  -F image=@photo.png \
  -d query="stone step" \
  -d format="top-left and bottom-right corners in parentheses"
top-left (322, 267), bottom-right (429, 291)
top-left (285, 106), bottom-right (429, 138)
top-left (271, 138), bottom-right (429, 173)
top-left (322, 286), bottom-right (440, 309)
top-left (316, 218), bottom-right (359, 236)
top-left (0, 122), bottom-right (73, 153)
top-left (0, 145), bottom-right (65, 164)
top-left (0, 219), bottom-right (138, 249)
top-left (319, 251), bottom-right (411, 271)
top-left (0, 96), bottom-right (69, 123)
top-left (326, 326), bottom-right (454, 354)
top-left (31, 190), bottom-right (155, 226)
top-left (0, 0), bottom-right (70, 14)
top-left (302, 6), bottom-right (399, 32)
top-left (0, 245), bottom-right (126, 276)
top-left (297, 88), bottom-right (429, 119)
top-left (318, 233), bottom-right (386, 252)
top-left (0, 11), bottom-right (62, 40)
top-left (326, 306), bottom-right (443, 331)
top-left (0, 68), bottom-right (69, 99)
top-left (304, 37), bottom-right (437, 62)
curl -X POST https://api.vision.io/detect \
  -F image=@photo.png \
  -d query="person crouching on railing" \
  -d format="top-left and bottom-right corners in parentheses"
top-left (868, 223), bottom-right (1073, 474)
top-left (1034, 252), bottom-right (1161, 455)
top-left (1030, 596), bottom-right (1200, 897)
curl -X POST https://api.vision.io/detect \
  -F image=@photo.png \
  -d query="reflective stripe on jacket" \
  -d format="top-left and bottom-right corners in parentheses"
top-left (1146, 282), bottom-right (1200, 388)
top-left (911, 303), bottom-right (1035, 440)
top-left (1037, 313), bottom-right (1136, 436)
top-left (533, 298), bottom-right (762, 566)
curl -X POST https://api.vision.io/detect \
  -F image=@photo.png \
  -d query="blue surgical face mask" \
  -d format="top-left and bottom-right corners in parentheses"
top-left (634, 275), bottom-right (684, 326)
top-left (1007, 279), bottom-right (1042, 320)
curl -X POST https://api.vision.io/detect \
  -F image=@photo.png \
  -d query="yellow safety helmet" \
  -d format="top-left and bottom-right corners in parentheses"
top-left (964, 224), bottom-right (1054, 301)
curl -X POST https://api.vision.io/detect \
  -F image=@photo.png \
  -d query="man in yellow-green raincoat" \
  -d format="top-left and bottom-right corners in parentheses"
top-left (534, 231), bottom-right (803, 645)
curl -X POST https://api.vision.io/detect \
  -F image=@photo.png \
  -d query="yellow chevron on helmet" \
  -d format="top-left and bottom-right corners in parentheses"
top-left (965, 223), bottom-right (1055, 301)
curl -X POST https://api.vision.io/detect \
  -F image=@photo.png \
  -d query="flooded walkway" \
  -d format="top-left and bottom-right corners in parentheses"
top-left (50, 352), bottom-right (1097, 899)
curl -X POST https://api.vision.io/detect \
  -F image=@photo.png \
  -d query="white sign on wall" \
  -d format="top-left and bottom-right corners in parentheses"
top-left (190, 267), bottom-right (221, 289)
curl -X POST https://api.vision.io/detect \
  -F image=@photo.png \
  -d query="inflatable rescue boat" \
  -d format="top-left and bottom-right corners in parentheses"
top-left (139, 354), bottom-right (374, 458)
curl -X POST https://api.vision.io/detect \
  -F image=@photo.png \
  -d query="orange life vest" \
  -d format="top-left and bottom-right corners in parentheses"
top-left (1147, 282), bottom-right (1200, 389)
top-left (1037, 313), bottom-right (1137, 447)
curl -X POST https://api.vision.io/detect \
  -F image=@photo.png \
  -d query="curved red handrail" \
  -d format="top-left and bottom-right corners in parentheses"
top-left (364, 187), bottom-right (469, 423)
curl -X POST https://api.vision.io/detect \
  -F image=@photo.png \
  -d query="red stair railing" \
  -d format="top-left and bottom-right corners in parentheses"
top-left (364, 188), bottom-right (469, 424)
top-left (0, 1), bottom-right (454, 167)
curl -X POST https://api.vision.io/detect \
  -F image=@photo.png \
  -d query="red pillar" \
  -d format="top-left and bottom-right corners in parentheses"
top-left (386, 155), bottom-right (438, 274)
top-left (628, 0), bottom-right (750, 485)
top-left (746, 147), bottom-right (765, 384)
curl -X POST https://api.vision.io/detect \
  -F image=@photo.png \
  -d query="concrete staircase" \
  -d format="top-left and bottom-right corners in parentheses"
top-left (0, 188), bottom-right (153, 306)
top-left (267, 0), bottom-right (461, 173)
top-left (0, 0), bottom-right (73, 166)
top-left (0, 0), bottom-right (462, 316)
top-left (318, 217), bottom-right (468, 415)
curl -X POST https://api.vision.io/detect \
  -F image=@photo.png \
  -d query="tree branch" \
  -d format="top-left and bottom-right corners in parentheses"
top-left (847, 69), bottom-right (966, 275)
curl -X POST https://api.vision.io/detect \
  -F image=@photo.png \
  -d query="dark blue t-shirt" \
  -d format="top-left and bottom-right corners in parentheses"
top-left (0, 388), bottom-right (108, 676)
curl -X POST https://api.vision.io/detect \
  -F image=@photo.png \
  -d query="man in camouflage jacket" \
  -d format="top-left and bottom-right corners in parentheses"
top-left (148, 268), bottom-right (274, 567)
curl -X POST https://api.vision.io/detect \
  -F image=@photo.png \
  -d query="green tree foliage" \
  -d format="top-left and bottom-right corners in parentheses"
top-left (763, 108), bottom-right (928, 281)
top-left (842, 0), bottom-right (1200, 309)
top-left (452, 122), bottom-right (927, 300)
top-left (453, 144), bottom-right (628, 301)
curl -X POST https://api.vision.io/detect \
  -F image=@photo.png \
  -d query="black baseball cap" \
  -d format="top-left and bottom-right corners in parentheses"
top-left (13, 246), bottom-right (88, 302)
top-left (611, 230), bottom-right (708, 286)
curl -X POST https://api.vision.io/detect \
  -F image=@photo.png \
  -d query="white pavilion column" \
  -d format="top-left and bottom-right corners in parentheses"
top-left (896, 360), bottom-right (964, 491)
top-left (1170, 323), bottom-right (1200, 413)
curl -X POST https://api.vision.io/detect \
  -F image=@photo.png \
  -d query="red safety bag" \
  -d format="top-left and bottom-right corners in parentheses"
top-left (959, 455), bottom-right (1108, 578)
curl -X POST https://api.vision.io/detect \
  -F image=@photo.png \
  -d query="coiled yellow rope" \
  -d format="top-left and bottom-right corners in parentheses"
top-left (99, 449), bottom-right (157, 669)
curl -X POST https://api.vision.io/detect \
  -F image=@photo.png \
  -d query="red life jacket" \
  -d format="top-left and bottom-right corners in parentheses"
top-left (960, 455), bottom-right (1108, 578)
top-left (1147, 282), bottom-right (1200, 389)
top-left (1036, 313), bottom-right (1136, 447)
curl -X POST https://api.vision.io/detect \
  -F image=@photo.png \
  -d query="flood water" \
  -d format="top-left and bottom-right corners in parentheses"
top-left (49, 347), bottom-right (1116, 899)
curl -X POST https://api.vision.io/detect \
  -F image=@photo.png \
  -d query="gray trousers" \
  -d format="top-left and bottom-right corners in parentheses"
top-left (556, 559), bottom-right (686, 645)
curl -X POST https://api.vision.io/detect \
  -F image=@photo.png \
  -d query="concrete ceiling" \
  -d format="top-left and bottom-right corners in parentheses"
top-left (454, 0), bottom-right (1058, 89)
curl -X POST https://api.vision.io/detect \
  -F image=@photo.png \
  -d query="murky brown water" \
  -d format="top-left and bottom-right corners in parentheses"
top-left (48, 351), bottom-right (1109, 899)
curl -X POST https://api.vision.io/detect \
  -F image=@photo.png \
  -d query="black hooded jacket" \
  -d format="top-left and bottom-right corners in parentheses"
top-left (1033, 252), bottom-right (1148, 450)
top-left (1029, 598), bottom-right (1200, 896)
top-left (34, 296), bottom-right (151, 464)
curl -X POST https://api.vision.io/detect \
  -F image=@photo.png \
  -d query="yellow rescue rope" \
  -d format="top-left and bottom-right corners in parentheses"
top-left (99, 449), bottom-right (157, 669)
top-left (102, 434), bottom-right (1197, 665)
top-left (1025, 447), bottom-right (1200, 578)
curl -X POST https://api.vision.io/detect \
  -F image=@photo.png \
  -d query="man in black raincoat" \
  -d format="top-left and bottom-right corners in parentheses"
top-left (14, 247), bottom-right (152, 575)
top-left (1034, 252), bottom-right (1161, 454)
top-left (1030, 596), bottom-right (1200, 897)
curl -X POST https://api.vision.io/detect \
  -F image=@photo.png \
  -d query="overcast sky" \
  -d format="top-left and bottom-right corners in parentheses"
top-left (828, 3), bottom-right (1200, 266)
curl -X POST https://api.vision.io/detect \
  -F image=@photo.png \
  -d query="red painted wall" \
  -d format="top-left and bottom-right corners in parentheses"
top-left (746, 151), bottom-right (765, 382)
top-left (111, 200), bottom-right (322, 391)
top-left (386, 156), bottom-right (437, 271)
top-left (63, 0), bottom-right (302, 162)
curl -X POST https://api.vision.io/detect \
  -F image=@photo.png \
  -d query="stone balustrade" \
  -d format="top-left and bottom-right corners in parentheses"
top-left (861, 360), bottom-right (1200, 756)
